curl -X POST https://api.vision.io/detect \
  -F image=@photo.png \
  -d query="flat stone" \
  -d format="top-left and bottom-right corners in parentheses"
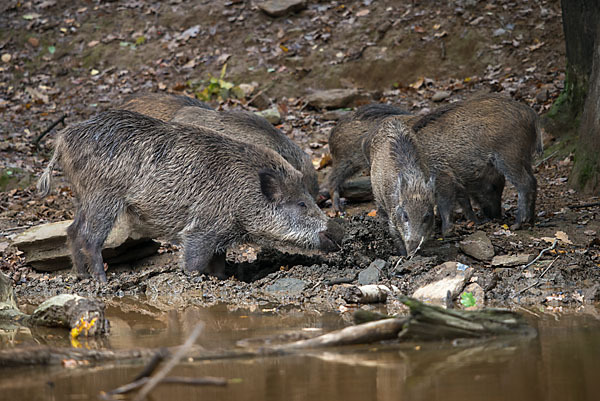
top-left (305, 89), bottom-right (366, 109)
top-left (412, 261), bottom-right (473, 305)
top-left (265, 277), bottom-right (306, 295)
top-left (431, 90), bottom-right (451, 102)
top-left (459, 230), bottom-right (494, 261)
top-left (255, 107), bottom-right (281, 125)
top-left (491, 254), bottom-right (534, 267)
top-left (358, 258), bottom-right (385, 285)
top-left (12, 219), bottom-right (159, 271)
top-left (258, 0), bottom-right (307, 17)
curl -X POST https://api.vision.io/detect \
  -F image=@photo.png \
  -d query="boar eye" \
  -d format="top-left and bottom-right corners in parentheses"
top-left (297, 201), bottom-right (307, 208)
top-left (401, 211), bottom-right (409, 222)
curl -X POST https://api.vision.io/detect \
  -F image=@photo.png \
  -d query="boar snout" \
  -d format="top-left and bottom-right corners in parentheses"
top-left (318, 220), bottom-right (344, 252)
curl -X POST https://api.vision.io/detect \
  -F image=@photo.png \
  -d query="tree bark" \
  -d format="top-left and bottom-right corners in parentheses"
top-left (570, 28), bottom-right (600, 192)
top-left (546, 1), bottom-right (598, 133)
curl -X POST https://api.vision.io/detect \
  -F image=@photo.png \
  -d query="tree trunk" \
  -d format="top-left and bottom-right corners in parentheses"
top-left (570, 28), bottom-right (600, 193)
top-left (546, 1), bottom-right (598, 133)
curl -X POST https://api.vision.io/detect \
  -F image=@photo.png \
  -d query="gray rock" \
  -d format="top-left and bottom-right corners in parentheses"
top-left (491, 254), bottom-right (534, 267)
top-left (358, 259), bottom-right (385, 285)
top-left (258, 0), bottom-right (307, 17)
top-left (30, 294), bottom-right (109, 335)
top-left (255, 107), bottom-right (282, 125)
top-left (412, 261), bottom-right (473, 305)
top-left (265, 277), bottom-right (306, 295)
top-left (459, 230), bottom-right (495, 261)
top-left (305, 89), bottom-right (367, 109)
top-left (12, 219), bottom-right (159, 271)
top-left (431, 90), bottom-right (451, 102)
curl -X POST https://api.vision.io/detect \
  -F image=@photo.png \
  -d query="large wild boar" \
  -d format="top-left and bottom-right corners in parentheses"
top-left (171, 106), bottom-right (320, 198)
top-left (404, 94), bottom-right (541, 232)
top-left (38, 110), bottom-right (342, 282)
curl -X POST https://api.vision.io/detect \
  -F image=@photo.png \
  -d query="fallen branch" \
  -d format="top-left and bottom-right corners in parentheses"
top-left (521, 239), bottom-right (558, 269)
top-left (34, 113), bottom-right (67, 146)
top-left (567, 201), bottom-right (600, 209)
top-left (513, 255), bottom-right (561, 298)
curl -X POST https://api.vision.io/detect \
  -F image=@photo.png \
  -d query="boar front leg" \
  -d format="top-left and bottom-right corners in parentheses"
top-left (183, 232), bottom-right (226, 278)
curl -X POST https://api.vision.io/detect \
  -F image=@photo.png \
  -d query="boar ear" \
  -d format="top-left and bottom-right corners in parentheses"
top-left (259, 168), bottom-right (284, 202)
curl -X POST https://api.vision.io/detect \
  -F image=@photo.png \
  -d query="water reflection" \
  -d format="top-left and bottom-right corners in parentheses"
top-left (0, 301), bottom-right (599, 401)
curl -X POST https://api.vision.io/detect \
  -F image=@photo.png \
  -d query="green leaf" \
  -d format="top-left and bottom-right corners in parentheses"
top-left (48, 46), bottom-right (56, 54)
top-left (460, 292), bottom-right (476, 308)
top-left (135, 36), bottom-right (146, 46)
top-left (219, 63), bottom-right (227, 79)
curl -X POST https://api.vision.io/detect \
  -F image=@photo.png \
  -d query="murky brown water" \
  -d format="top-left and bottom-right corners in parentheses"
top-left (1, 300), bottom-right (599, 401)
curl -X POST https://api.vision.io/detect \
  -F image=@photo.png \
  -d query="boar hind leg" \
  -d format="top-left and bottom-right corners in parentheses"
top-left (496, 162), bottom-right (537, 229)
top-left (71, 199), bottom-right (121, 283)
top-left (328, 161), bottom-right (362, 212)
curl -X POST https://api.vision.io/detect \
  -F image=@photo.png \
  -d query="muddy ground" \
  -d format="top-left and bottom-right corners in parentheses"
top-left (1, 0), bottom-right (599, 314)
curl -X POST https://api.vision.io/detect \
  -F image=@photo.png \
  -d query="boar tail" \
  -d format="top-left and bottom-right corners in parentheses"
top-left (534, 116), bottom-right (544, 157)
top-left (37, 146), bottom-right (60, 197)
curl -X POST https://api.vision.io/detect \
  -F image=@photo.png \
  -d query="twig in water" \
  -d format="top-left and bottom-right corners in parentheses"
top-left (521, 239), bottom-right (558, 269)
top-left (133, 323), bottom-right (205, 401)
top-left (101, 376), bottom-right (227, 399)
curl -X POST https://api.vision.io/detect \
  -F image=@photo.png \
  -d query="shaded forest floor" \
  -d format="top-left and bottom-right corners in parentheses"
top-left (1, 0), bottom-right (599, 313)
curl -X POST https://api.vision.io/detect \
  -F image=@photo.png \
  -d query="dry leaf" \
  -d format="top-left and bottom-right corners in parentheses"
top-left (356, 9), bottom-right (370, 17)
top-left (409, 77), bottom-right (425, 89)
top-left (555, 231), bottom-right (573, 245)
top-left (314, 153), bottom-right (332, 170)
top-left (367, 209), bottom-right (377, 217)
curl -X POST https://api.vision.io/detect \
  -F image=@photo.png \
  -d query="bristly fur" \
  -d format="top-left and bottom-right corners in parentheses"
top-left (411, 103), bottom-right (458, 132)
top-left (354, 103), bottom-right (409, 122)
top-left (39, 109), bottom-right (330, 281)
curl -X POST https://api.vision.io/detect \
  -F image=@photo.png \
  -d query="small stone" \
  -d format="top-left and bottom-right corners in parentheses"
top-left (265, 277), bottom-right (306, 295)
top-left (358, 259), bottom-right (385, 285)
top-left (462, 283), bottom-right (485, 309)
top-left (258, 0), bottom-right (307, 18)
top-left (460, 230), bottom-right (494, 261)
top-left (491, 254), bottom-right (534, 267)
top-left (493, 28), bottom-right (506, 36)
top-left (238, 83), bottom-right (256, 97)
top-left (255, 107), bottom-right (281, 125)
top-left (305, 89), bottom-right (367, 109)
top-left (431, 90), bottom-right (451, 102)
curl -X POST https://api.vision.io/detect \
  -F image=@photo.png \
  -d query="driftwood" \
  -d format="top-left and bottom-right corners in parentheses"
top-left (0, 297), bottom-right (535, 369)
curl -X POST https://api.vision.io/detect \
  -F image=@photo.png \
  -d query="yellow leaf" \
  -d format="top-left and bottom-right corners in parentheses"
top-left (367, 210), bottom-right (377, 217)
top-left (279, 44), bottom-right (288, 52)
top-left (555, 231), bottom-right (573, 245)
top-left (502, 224), bottom-right (509, 229)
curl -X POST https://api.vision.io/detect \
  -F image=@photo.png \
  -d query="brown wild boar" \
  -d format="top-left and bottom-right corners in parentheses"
top-left (119, 93), bottom-right (212, 120)
top-left (38, 110), bottom-right (342, 283)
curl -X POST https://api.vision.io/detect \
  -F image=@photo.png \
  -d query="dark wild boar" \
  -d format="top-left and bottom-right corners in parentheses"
top-left (38, 110), bottom-right (341, 283)
top-left (327, 103), bottom-right (409, 211)
top-left (366, 118), bottom-right (435, 256)
top-left (171, 106), bottom-right (320, 198)
top-left (119, 93), bottom-right (212, 120)
top-left (405, 94), bottom-right (541, 232)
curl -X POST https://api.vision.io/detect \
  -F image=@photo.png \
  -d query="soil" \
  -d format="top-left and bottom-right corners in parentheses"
top-left (1, 0), bottom-right (599, 314)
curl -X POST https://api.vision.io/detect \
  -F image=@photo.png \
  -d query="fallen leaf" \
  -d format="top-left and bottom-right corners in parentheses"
top-left (356, 9), bottom-right (370, 17)
top-left (367, 209), bottom-right (377, 217)
top-left (28, 37), bottom-right (39, 47)
top-left (413, 26), bottom-right (425, 33)
top-left (409, 77), bottom-right (424, 89)
top-left (90, 69), bottom-right (99, 76)
top-left (48, 46), bottom-right (56, 54)
top-left (555, 231), bottom-right (573, 245)
top-left (1, 53), bottom-right (11, 63)
top-left (87, 40), bottom-right (99, 47)
top-left (527, 41), bottom-right (545, 52)
top-left (314, 153), bottom-right (332, 170)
